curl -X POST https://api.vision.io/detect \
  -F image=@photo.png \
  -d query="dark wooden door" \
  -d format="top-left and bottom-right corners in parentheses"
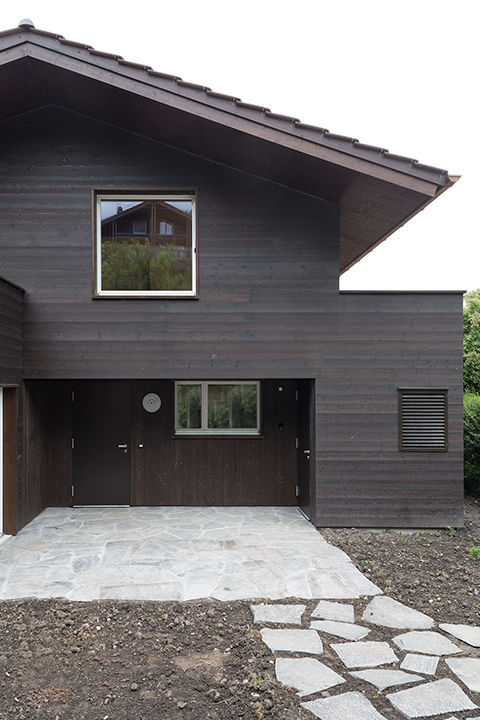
top-left (297, 379), bottom-right (314, 519)
top-left (73, 382), bottom-right (131, 505)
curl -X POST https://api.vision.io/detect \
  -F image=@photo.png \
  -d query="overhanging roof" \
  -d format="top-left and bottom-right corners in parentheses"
top-left (0, 23), bottom-right (458, 272)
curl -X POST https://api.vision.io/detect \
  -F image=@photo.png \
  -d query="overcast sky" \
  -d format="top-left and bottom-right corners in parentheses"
top-left (1, 0), bottom-right (477, 291)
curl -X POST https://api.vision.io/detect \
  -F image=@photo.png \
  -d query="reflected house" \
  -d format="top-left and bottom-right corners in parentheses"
top-left (100, 200), bottom-right (193, 291)
top-left (0, 21), bottom-right (464, 536)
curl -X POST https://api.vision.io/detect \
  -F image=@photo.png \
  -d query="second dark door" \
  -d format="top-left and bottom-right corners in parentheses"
top-left (73, 382), bottom-right (130, 505)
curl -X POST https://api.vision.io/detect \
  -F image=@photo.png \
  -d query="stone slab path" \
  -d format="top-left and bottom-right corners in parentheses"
top-left (253, 595), bottom-right (480, 720)
top-left (0, 506), bottom-right (382, 601)
top-left (2, 505), bottom-right (480, 719)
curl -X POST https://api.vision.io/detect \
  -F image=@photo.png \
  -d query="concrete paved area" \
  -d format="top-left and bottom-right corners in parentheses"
top-left (0, 506), bottom-right (382, 601)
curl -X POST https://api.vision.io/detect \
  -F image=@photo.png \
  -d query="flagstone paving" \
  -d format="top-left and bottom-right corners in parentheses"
top-left (331, 640), bottom-right (399, 668)
top-left (362, 595), bottom-right (434, 629)
top-left (302, 690), bottom-right (389, 720)
top-left (440, 623), bottom-right (480, 647)
top-left (0, 506), bottom-right (383, 601)
top-left (400, 653), bottom-right (439, 676)
top-left (392, 630), bottom-right (461, 655)
top-left (275, 657), bottom-right (345, 696)
top-left (386, 678), bottom-right (477, 718)
top-left (311, 599), bottom-right (355, 622)
top-left (2, 506), bottom-right (480, 719)
top-left (253, 596), bottom-right (480, 720)
top-left (261, 628), bottom-right (323, 654)
top-left (310, 619), bottom-right (370, 641)
top-left (445, 657), bottom-right (480, 692)
top-left (251, 602), bottom-right (306, 624)
top-left (349, 669), bottom-right (424, 691)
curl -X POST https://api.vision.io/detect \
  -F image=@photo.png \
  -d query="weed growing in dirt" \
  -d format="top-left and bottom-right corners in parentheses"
top-left (468, 546), bottom-right (480, 559)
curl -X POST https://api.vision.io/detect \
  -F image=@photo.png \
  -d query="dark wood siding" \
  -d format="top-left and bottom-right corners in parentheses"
top-left (0, 107), bottom-right (464, 528)
top-left (22, 381), bottom-right (72, 528)
top-left (317, 292), bottom-right (464, 527)
top-left (0, 276), bottom-right (23, 385)
top-left (0, 107), bottom-right (338, 381)
top-left (131, 379), bottom-right (297, 506)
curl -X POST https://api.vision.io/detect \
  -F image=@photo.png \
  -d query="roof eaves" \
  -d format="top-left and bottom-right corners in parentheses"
top-left (0, 24), bottom-right (451, 189)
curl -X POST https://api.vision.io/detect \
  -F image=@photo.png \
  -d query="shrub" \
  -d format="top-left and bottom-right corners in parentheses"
top-left (464, 392), bottom-right (480, 496)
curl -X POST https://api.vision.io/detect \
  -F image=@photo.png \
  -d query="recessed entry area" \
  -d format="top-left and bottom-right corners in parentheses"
top-left (21, 380), bottom-right (315, 519)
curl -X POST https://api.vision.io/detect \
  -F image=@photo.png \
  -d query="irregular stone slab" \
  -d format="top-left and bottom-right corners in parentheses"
top-left (311, 600), bottom-right (354, 623)
top-left (440, 623), bottom-right (480, 648)
top-left (446, 657), bottom-right (480, 693)
top-left (350, 669), bottom-right (424, 691)
top-left (275, 657), bottom-right (345, 697)
top-left (363, 595), bottom-right (434, 629)
top-left (401, 653), bottom-right (439, 676)
top-left (261, 628), bottom-right (323, 655)
top-left (331, 641), bottom-right (398, 668)
top-left (251, 603), bottom-right (305, 625)
top-left (302, 690), bottom-right (388, 720)
top-left (311, 620), bottom-right (370, 641)
top-left (387, 678), bottom-right (477, 718)
top-left (393, 631), bottom-right (461, 656)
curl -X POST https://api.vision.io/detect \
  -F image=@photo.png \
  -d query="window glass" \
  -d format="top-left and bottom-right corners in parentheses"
top-left (96, 195), bottom-right (195, 296)
top-left (208, 384), bottom-right (258, 430)
top-left (175, 382), bottom-right (259, 434)
top-left (176, 384), bottom-right (202, 430)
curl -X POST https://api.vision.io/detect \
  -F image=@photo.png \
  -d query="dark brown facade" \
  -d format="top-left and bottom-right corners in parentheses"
top-left (0, 24), bottom-right (463, 533)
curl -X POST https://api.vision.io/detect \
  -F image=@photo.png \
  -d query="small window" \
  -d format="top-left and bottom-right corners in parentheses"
top-left (398, 389), bottom-right (448, 451)
top-left (94, 193), bottom-right (196, 297)
top-left (175, 381), bottom-right (260, 435)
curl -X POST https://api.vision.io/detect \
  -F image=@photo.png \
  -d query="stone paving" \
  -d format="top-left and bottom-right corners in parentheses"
top-left (0, 506), bottom-right (381, 601)
top-left (1, 505), bottom-right (480, 718)
top-left (252, 595), bottom-right (480, 719)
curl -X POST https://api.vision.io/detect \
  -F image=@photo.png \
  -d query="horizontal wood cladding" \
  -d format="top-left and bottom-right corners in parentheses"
top-left (22, 381), bottom-right (72, 529)
top-left (0, 277), bottom-right (23, 384)
top-left (131, 379), bottom-right (297, 506)
top-left (315, 292), bottom-right (464, 527)
top-left (0, 107), bottom-right (338, 380)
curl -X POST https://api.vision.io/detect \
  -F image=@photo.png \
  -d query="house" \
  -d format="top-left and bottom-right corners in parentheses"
top-left (0, 20), bottom-right (464, 536)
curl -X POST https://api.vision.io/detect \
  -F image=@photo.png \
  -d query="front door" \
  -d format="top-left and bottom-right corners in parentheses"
top-left (73, 382), bottom-right (130, 505)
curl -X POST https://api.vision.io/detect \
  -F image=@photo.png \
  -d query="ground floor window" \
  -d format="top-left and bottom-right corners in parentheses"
top-left (175, 381), bottom-right (260, 435)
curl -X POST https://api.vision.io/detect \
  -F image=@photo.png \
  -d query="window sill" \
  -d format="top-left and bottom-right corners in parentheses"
top-left (174, 434), bottom-right (263, 440)
top-left (92, 294), bottom-right (199, 300)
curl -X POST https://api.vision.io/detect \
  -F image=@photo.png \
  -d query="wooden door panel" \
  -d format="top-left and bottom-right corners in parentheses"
top-left (73, 382), bottom-right (130, 505)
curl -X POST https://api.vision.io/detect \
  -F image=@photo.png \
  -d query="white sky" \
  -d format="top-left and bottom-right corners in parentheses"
top-left (2, 0), bottom-right (478, 291)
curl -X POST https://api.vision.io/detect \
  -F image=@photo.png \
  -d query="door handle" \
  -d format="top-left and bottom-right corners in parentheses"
top-left (117, 444), bottom-right (128, 449)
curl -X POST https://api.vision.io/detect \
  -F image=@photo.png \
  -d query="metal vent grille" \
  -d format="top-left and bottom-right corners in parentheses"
top-left (398, 389), bottom-right (448, 451)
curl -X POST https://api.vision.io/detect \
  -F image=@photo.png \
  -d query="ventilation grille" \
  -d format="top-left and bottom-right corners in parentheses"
top-left (399, 390), bottom-right (448, 451)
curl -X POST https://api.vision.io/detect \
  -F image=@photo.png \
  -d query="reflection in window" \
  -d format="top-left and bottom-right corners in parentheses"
top-left (96, 195), bottom-right (195, 296)
top-left (177, 384), bottom-right (202, 430)
top-left (175, 382), bottom-right (260, 435)
top-left (208, 384), bottom-right (258, 429)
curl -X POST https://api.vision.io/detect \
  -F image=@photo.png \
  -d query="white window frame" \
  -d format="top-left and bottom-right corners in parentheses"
top-left (175, 381), bottom-right (260, 435)
top-left (95, 193), bottom-right (197, 297)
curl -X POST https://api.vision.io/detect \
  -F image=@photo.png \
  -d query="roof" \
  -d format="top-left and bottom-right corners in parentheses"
top-left (0, 22), bottom-right (458, 273)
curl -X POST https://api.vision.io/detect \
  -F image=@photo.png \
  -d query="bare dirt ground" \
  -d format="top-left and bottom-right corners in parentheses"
top-left (0, 498), bottom-right (479, 720)
top-left (322, 495), bottom-right (480, 626)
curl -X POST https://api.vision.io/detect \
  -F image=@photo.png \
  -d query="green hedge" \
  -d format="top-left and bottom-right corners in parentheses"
top-left (464, 393), bottom-right (480, 495)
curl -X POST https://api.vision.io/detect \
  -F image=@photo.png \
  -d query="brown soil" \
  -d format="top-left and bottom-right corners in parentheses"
top-left (322, 495), bottom-right (480, 626)
top-left (0, 498), bottom-right (479, 719)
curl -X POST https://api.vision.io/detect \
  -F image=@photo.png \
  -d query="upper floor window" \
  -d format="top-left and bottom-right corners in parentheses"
top-left (94, 193), bottom-right (196, 297)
